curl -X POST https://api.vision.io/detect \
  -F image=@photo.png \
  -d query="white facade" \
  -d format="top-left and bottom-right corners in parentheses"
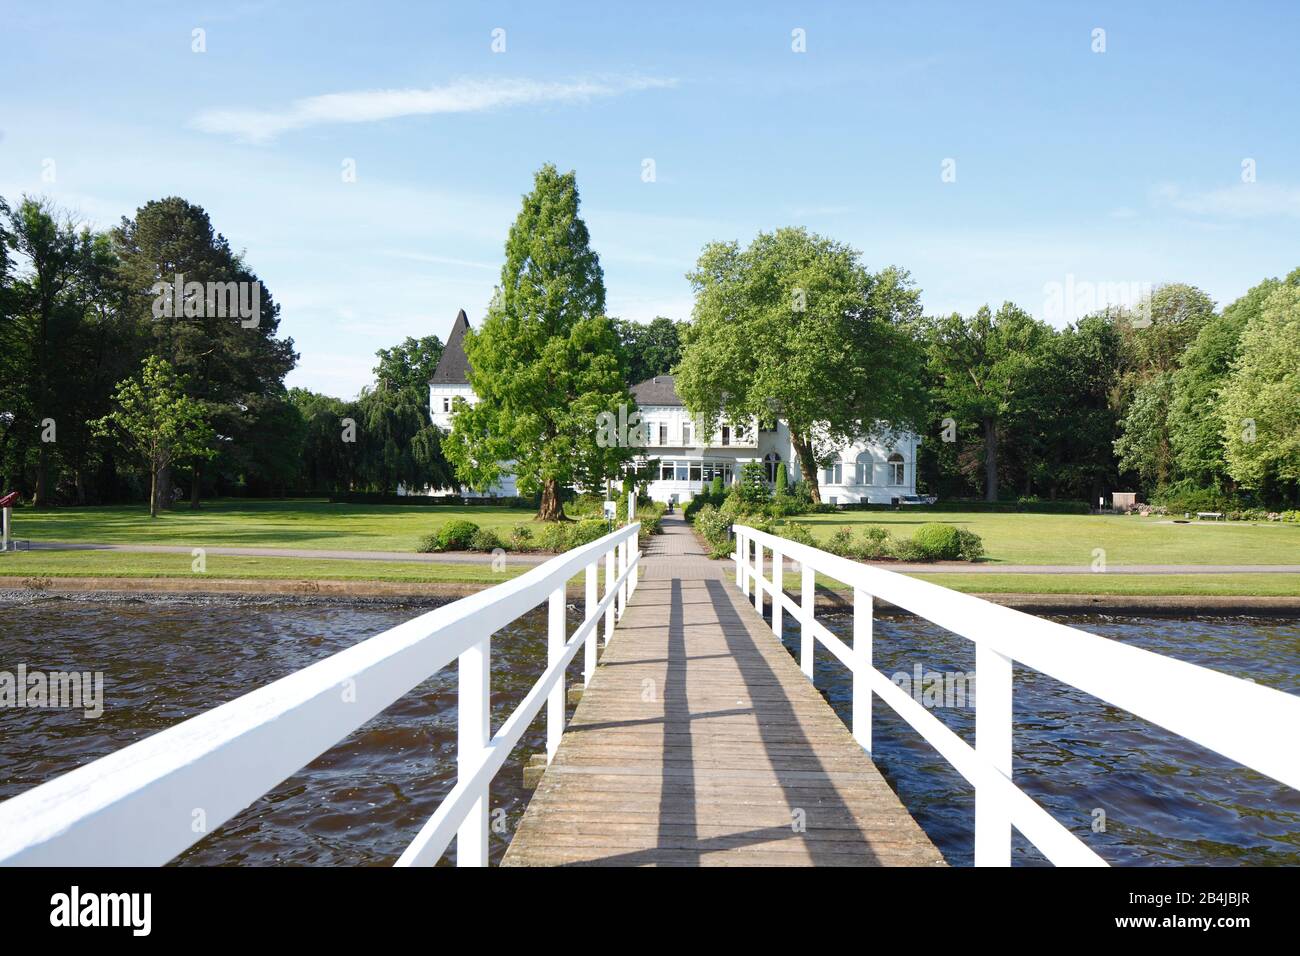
top-left (427, 382), bottom-right (518, 497)
top-left (632, 395), bottom-right (919, 506)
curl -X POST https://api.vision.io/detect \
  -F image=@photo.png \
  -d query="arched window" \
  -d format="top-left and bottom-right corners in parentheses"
top-left (887, 453), bottom-right (905, 485)
top-left (763, 451), bottom-right (781, 483)
top-left (855, 451), bottom-right (875, 485)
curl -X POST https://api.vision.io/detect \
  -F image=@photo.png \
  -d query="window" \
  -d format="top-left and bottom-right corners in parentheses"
top-left (661, 460), bottom-right (675, 481)
top-left (676, 462), bottom-right (689, 481)
top-left (824, 463), bottom-right (843, 485)
top-left (888, 453), bottom-right (905, 485)
top-left (658, 423), bottom-right (668, 446)
top-left (855, 452), bottom-right (875, 485)
top-left (763, 452), bottom-right (781, 483)
top-left (689, 462), bottom-right (702, 482)
top-left (441, 397), bottom-right (451, 413)
top-left (682, 422), bottom-right (692, 446)
top-left (721, 426), bottom-right (730, 446)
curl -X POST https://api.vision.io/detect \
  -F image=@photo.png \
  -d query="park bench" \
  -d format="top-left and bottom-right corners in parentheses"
top-left (1196, 511), bottom-right (1224, 521)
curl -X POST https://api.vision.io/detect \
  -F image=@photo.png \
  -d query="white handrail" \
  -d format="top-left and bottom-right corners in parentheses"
top-left (732, 524), bottom-right (1300, 867)
top-left (0, 519), bottom-right (642, 867)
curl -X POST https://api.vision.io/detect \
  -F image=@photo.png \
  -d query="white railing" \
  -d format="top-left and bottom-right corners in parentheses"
top-left (732, 524), bottom-right (1300, 867)
top-left (0, 504), bottom-right (642, 867)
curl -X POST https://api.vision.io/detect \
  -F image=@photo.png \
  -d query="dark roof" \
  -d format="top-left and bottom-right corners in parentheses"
top-left (430, 309), bottom-right (472, 385)
top-left (631, 374), bottom-right (683, 407)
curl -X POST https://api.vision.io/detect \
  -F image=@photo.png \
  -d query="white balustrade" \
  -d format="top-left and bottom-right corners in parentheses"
top-left (0, 522), bottom-right (642, 867)
top-left (732, 523), bottom-right (1300, 868)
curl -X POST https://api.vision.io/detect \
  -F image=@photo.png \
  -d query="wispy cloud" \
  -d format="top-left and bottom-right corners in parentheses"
top-left (1151, 182), bottom-right (1300, 219)
top-left (191, 75), bottom-right (677, 142)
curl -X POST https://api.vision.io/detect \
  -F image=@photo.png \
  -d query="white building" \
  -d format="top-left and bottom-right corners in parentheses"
top-left (428, 309), bottom-right (518, 497)
top-left (629, 375), bottom-right (919, 507)
top-left (428, 310), bottom-right (919, 504)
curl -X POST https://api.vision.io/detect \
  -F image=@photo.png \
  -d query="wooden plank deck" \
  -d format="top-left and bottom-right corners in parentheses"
top-left (501, 515), bottom-right (945, 867)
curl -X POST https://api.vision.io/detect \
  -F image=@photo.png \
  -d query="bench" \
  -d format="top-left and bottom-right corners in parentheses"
top-left (1196, 511), bottom-right (1224, 521)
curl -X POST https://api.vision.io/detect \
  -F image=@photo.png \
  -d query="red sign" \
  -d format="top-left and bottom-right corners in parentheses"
top-left (0, 492), bottom-right (19, 507)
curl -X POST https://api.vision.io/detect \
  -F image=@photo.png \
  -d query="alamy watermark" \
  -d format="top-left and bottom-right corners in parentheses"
top-left (1043, 274), bottom-right (1152, 326)
top-left (151, 273), bottom-right (260, 327)
top-left (1, 664), bottom-right (104, 718)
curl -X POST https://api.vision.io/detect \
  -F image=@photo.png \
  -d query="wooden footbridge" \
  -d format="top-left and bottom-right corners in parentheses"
top-left (2, 501), bottom-right (1297, 868)
top-left (504, 517), bottom-right (941, 865)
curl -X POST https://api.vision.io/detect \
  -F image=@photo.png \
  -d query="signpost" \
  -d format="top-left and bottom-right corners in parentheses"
top-left (0, 492), bottom-right (18, 553)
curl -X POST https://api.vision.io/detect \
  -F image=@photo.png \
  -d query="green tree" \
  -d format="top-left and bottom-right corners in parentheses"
top-left (1220, 283), bottom-right (1300, 496)
top-left (923, 303), bottom-right (1048, 502)
top-left (677, 227), bottom-right (925, 504)
top-left (614, 316), bottom-right (687, 383)
top-left (113, 197), bottom-right (296, 509)
top-left (373, 335), bottom-right (444, 394)
top-left (5, 198), bottom-right (87, 506)
top-left (445, 164), bottom-right (633, 520)
top-left (774, 461), bottom-right (788, 496)
top-left (92, 357), bottom-right (215, 518)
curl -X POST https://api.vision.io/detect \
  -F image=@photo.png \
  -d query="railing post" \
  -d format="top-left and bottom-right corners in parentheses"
top-left (584, 561), bottom-right (598, 687)
top-left (456, 635), bottom-right (490, 867)
top-left (800, 561), bottom-right (815, 679)
top-left (547, 586), bottom-right (566, 763)
top-left (603, 546), bottom-right (615, 646)
top-left (734, 529), bottom-right (744, 589)
top-left (753, 542), bottom-right (764, 615)
top-left (770, 547), bottom-right (783, 639)
top-left (975, 644), bottom-right (1013, 866)
top-left (852, 588), bottom-right (872, 753)
top-left (617, 537), bottom-right (628, 620)
top-left (627, 492), bottom-right (638, 596)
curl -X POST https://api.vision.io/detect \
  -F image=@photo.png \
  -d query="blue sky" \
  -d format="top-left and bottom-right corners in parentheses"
top-left (2, 1), bottom-right (1297, 397)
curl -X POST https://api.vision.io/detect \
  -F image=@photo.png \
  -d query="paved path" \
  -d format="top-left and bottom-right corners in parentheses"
top-left (501, 515), bottom-right (944, 867)
top-left (26, 540), bottom-right (1300, 574)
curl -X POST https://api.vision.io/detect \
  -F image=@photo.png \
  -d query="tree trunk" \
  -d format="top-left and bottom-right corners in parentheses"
top-left (190, 460), bottom-right (202, 510)
top-left (74, 466), bottom-right (85, 505)
top-left (537, 478), bottom-right (567, 521)
top-left (34, 444), bottom-right (49, 507)
top-left (983, 416), bottom-right (998, 503)
top-left (158, 465), bottom-right (173, 510)
top-left (149, 465), bottom-right (159, 519)
top-left (790, 430), bottom-right (822, 505)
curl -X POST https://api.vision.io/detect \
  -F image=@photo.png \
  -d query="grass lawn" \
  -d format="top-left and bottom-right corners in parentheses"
top-left (7, 499), bottom-right (538, 552)
top-left (904, 573), bottom-right (1300, 597)
top-left (0, 549), bottom-right (551, 584)
top-left (787, 511), bottom-right (1300, 566)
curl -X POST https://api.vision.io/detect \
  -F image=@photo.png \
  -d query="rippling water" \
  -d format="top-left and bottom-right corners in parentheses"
top-left (0, 596), bottom-right (582, 866)
top-left (806, 612), bottom-right (1300, 866)
top-left (1, 597), bottom-right (1297, 866)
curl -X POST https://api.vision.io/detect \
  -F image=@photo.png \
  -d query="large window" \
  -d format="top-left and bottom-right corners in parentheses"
top-left (763, 452), bottom-right (781, 483)
top-left (824, 462), bottom-right (843, 485)
top-left (888, 453), bottom-right (905, 485)
top-left (855, 452), bottom-right (875, 485)
top-left (660, 460), bottom-right (675, 481)
top-left (682, 422), bottom-right (692, 446)
top-left (658, 423), bottom-right (668, 446)
top-left (676, 461), bottom-right (689, 481)
top-left (721, 425), bottom-right (730, 446)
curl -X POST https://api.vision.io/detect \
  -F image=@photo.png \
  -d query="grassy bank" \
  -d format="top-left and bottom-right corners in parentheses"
top-left (0, 549), bottom-right (528, 584)
top-left (905, 573), bottom-right (1300, 597)
top-left (8, 499), bottom-right (537, 552)
top-left (787, 511), bottom-right (1300, 566)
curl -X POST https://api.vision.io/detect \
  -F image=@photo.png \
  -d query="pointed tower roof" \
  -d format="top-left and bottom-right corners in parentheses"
top-left (430, 309), bottom-right (472, 385)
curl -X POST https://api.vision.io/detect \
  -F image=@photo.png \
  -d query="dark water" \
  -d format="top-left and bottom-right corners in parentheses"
top-left (800, 612), bottom-right (1300, 866)
top-left (0, 596), bottom-right (584, 866)
top-left (1, 597), bottom-right (1298, 866)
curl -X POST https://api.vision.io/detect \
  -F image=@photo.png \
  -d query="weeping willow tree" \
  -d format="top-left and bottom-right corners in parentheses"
top-left (351, 386), bottom-right (454, 494)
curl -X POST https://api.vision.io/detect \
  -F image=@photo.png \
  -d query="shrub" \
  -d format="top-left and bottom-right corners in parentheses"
top-left (891, 538), bottom-right (927, 562)
top-left (536, 522), bottom-right (571, 553)
top-left (468, 527), bottom-right (502, 552)
top-left (909, 523), bottom-right (964, 561)
top-left (855, 526), bottom-right (893, 560)
top-left (693, 504), bottom-right (732, 558)
top-left (778, 522), bottom-right (817, 548)
top-left (827, 526), bottom-right (856, 556)
top-left (739, 462), bottom-right (769, 504)
top-left (422, 519), bottom-right (480, 552)
top-left (568, 518), bottom-right (609, 548)
top-left (774, 462), bottom-right (787, 496)
top-left (954, 528), bottom-right (985, 561)
top-left (417, 533), bottom-right (440, 553)
top-left (508, 525), bottom-right (534, 551)
top-left (710, 476), bottom-right (724, 496)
